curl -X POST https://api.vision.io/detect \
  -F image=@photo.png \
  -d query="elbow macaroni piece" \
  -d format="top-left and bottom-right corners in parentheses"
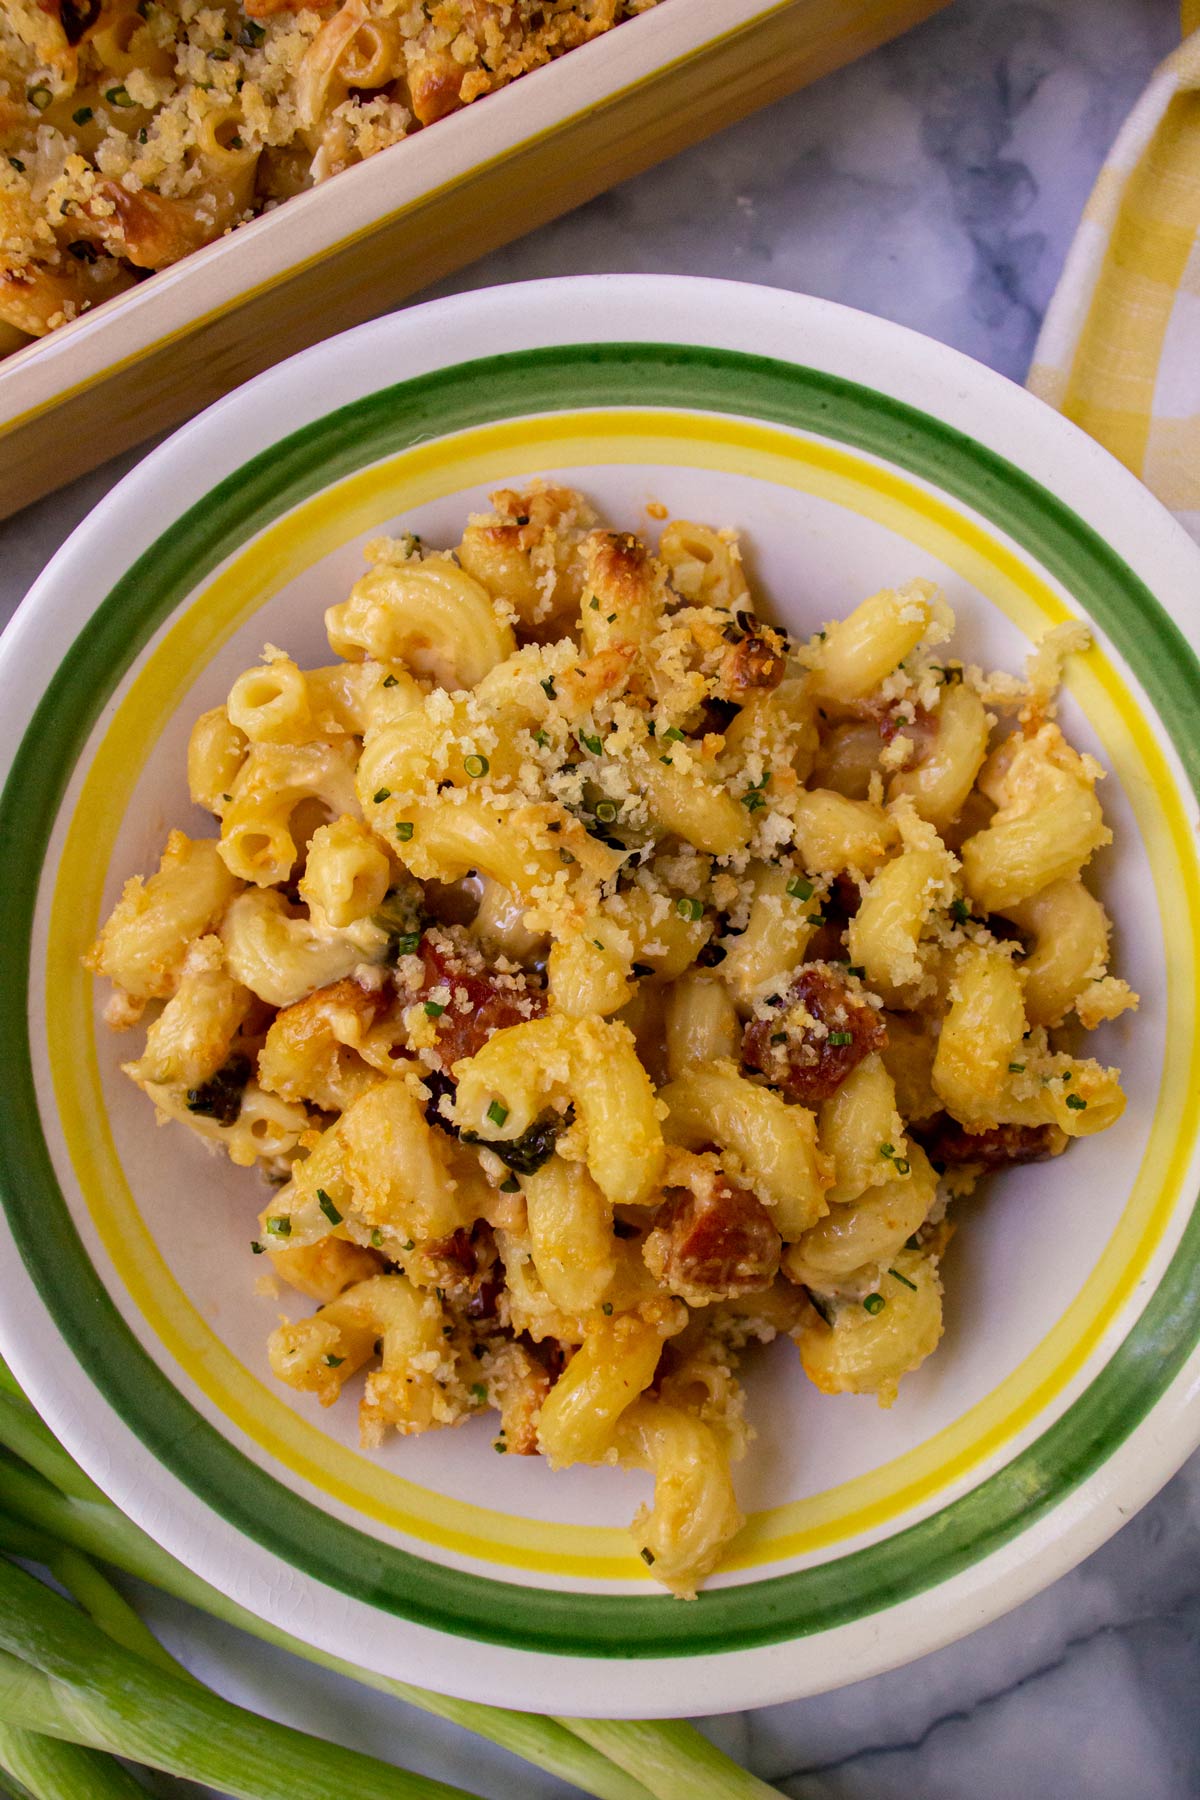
top-left (659, 1060), bottom-right (831, 1239)
top-left (664, 972), bottom-right (740, 1080)
top-left (961, 724), bottom-right (1111, 912)
top-left (818, 1053), bottom-right (908, 1207)
top-left (933, 944), bottom-right (1126, 1135)
top-left (797, 1246), bottom-right (944, 1406)
top-left (453, 1014), bottom-right (665, 1206)
top-left (221, 889), bottom-right (387, 1008)
top-left (616, 1398), bottom-right (744, 1598)
top-left (87, 492), bottom-right (1136, 1596)
top-left (811, 581), bottom-right (939, 703)
top-left (719, 863), bottom-right (818, 1009)
top-left (326, 551), bottom-right (515, 690)
top-left (86, 831), bottom-right (241, 1006)
top-left (298, 816), bottom-right (392, 929)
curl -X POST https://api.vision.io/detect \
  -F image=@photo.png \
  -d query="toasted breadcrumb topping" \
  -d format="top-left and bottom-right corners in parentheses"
top-left (0, 0), bottom-right (657, 342)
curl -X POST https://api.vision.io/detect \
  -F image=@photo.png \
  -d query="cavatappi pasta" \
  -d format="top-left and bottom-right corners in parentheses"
top-left (0, 0), bottom-right (656, 346)
top-left (87, 485), bottom-right (1138, 1596)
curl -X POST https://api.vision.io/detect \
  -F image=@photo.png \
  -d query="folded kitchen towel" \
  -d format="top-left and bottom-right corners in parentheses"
top-left (1027, 6), bottom-right (1200, 545)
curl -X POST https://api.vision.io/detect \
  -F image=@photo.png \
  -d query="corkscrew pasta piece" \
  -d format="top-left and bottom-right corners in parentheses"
top-left (86, 487), bottom-right (1136, 1593)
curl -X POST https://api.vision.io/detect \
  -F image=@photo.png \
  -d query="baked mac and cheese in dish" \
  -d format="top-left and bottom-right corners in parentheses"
top-left (88, 488), bottom-right (1137, 1596)
top-left (0, 0), bottom-right (656, 345)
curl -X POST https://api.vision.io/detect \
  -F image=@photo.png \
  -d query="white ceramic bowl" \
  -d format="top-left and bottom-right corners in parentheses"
top-left (2, 276), bottom-right (1198, 1718)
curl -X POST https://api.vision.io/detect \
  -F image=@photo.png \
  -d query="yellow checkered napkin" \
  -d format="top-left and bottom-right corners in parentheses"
top-left (1028, 11), bottom-right (1200, 545)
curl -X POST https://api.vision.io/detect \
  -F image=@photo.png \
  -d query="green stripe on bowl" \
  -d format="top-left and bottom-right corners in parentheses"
top-left (1, 343), bottom-right (1198, 1657)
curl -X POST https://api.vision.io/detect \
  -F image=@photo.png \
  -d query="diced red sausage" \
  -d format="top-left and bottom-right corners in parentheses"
top-left (742, 962), bottom-right (887, 1107)
top-left (414, 932), bottom-right (545, 1070)
top-left (915, 1115), bottom-right (1059, 1170)
top-left (646, 1176), bottom-right (780, 1299)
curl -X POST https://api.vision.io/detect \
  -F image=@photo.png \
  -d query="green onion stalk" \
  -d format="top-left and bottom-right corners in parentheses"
top-left (0, 1377), bottom-right (782, 1800)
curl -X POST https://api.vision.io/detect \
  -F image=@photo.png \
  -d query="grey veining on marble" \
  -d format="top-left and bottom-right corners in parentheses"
top-left (0, 2), bottom-right (1193, 1796)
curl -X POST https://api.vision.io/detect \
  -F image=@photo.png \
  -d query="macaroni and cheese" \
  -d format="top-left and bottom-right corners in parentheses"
top-left (88, 487), bottom-right (1137, 1595)
top-left (0, 0), bottom-right (656, 347)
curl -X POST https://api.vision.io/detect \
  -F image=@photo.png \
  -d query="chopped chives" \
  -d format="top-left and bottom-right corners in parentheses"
top-left (863, 1293), bottom-right (886, 1315)
top-left (373, 787), bottom-right (391, 803)
top-left (1008, 1061), bottom-right (1026, 1073)
top-left (640, 1547), bottom-right (655, 1565)
top-left (486, 1100), bottom-right (509, 1128)
top-left (827, 1030), bottom-right (853, 1046)
top-left (370, 1228), bottom-right (384, 1247)
top-left (463, 753), bottom-right (489, 777)
top-left (382, 673), bottom-right (399, 687)
top-left (950, 897), bottom-right (970, 924)
top-left (499, 1175), bottom-right (520, 1193)
top-left (578, 731), bottom-right (602, 756)
top-left (540, 676), bottom-right (556, 699)
top-left (323, 1353), bottom-right (344, 1368)
top-left (676, 896), bottom-right (703, 921)
top-left (73, 105), bottom-right (93, 124)
top-left (28, 85), bottom-right (53, 110)
top-left (105, 85), bottom-right (135, 106)
top-left (787, 876), bottom-right (814, 902)
top-left (601, 1302), bottom-right (614, 1315)
top-left (250, 1240), bottom-right (264, 1254)
top-left (662, 726), bottom-right (684, 743)
top-left (888, 1266), bottom-right (918, 1292)
top-left (424, 1000), bottom-right (445, 1018)
top-left (395, 821), bottom-right (414, 841)
top-left (265, 1216), bottom-right (291, 1237)
top-left (317, 1188), bottom-right (342, 1226)
top-left (1065, 1093), bottom-right (1088, 1111)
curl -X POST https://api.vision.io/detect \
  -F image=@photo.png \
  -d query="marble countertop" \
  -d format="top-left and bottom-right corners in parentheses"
top-left (2, 1), bottom-right (1194, 1795)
